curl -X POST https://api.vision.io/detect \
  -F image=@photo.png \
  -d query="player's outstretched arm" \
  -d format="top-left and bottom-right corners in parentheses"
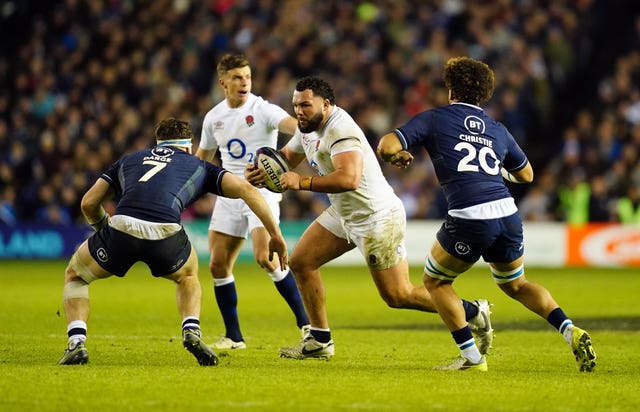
top-left (221, 172), bottom-right (288, 268)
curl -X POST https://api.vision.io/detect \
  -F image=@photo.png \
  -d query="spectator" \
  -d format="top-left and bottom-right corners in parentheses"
top-left (1, 0), bottom-right (638, 224)
top-left (616, 185), bottom-right (640, 224)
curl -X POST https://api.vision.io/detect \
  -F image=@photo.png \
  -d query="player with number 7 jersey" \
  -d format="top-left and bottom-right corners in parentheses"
top-left (57, 118), bottom-right (288, 367)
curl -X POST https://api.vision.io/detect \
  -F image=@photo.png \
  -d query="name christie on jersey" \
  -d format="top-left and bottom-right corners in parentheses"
top-left (459, 134), bottom-right (493, 148)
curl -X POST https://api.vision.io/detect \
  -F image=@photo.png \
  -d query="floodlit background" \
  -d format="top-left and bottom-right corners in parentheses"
top-left (1, 3), bottom-right (639, 409)
top-left (0, 1), bottom-right (639, 265)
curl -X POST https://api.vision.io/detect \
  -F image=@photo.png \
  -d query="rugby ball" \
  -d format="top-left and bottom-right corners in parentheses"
top-left (254, 147), bottom-right (290, 193)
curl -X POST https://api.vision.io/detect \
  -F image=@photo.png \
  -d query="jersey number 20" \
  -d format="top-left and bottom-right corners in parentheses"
top-left (454, 142), bottom-right (500, 175)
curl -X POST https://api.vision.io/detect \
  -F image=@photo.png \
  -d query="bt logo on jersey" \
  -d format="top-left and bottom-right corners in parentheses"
top-left (464, 116), bottom-right (485, 135)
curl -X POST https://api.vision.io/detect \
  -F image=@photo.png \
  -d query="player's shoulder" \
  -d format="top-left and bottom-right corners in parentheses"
top-left (247, 93), bottom-right (287, 112)
top-left (327, 107), bottom-right (365, 137)
top-left (202, 103), bottom-right (228, 129)
top-left (122, 148), bottom-right (152, 162)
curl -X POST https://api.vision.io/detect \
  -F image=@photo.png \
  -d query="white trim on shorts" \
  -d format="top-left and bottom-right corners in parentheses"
top-left (448, 197), bottom-right (517, 220)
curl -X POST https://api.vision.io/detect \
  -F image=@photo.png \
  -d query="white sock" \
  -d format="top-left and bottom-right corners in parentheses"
top-left (213, 275), bottom-right (235, 287)
top-left (67, 320), bottom-right (87, 347)
top-left (268, 267), bottom-right (288, 282)
top-left (459, 339), bottom-right (483, 363)
top-left (560, 320), bottom-right (574, 344)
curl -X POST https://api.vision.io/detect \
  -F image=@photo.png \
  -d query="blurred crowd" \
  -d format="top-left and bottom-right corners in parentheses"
top-left (1, 0), bottom-right (639, 226)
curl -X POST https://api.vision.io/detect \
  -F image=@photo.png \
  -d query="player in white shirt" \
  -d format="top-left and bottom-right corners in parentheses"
top-left (246, 76), bottom-right (492, 359)
top-left (196, 54), bottom-right (309, 350)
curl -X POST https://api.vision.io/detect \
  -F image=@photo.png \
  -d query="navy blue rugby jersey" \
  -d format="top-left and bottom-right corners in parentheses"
top-left (395, 103), bottom-right (528, 210)
top-left (100, 145), bottom-right (227, 223)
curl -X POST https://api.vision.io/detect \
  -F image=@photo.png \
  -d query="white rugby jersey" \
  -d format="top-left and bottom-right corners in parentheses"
top-left (200, 93), bottom-right (290, 176)
top-left (286, 106), bottom-right (400, 221)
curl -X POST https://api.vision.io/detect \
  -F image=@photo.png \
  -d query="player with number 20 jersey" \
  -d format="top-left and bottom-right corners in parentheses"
top-left (394, 102), bottom-right (528, 217)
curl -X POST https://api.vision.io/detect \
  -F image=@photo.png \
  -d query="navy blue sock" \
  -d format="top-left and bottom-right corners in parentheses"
top-left (547, 307), bottom-right (569, 330)
top-left (462, 299), bottom-right (479, 321)
top-left (275, 271), bottom-right (310, 328)
top-left (451, 326), bottom-right (474, 346)
top-left (214, 282), bottom-right (243, 342)
top-left (310, 328), bottom-right (331, 344)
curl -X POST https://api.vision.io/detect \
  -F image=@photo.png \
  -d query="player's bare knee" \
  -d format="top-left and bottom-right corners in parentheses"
top-left (288, 257), bottom-right (305, 276)
top-left (63, 279), bottom-right (90, 300)
top-left (64, 254), bottom-right (95, 300)
top-left (499, 278), bottom-right (526, 298)
top-left (209, 261), bottom-right (228, 278)
top-left (379, 287), bottom-right (411, 309)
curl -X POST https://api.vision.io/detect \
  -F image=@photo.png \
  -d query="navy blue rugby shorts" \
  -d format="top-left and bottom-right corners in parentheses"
top-left (88, 226), bottom-right (192, 277)
top-left (436, 213), bottom-right (524, 264)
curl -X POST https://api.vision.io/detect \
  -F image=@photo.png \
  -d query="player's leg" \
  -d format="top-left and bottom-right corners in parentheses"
top-left (250, 225), bottom-right (310, 333)
top-left (279, 216), bottom-right (354, 360)
top-left (492, 259), bottom-right (596, 371)
top-left (208, 230), bottom-right (246, 348)
top-left (165, 246), bottom-right (202, 320)
top-left (358, 205), bottom-right (491, 349)
top-left (206, 197), bottom-right (248, 348)
top-left (163, 245), bottom-right (218, 366)
top-left (492, 258), bottom-right (559, 316)
top-left (423, 240), bottom-right (486, 371)
top-left (247, 197), bottom-right (309, 334)
top-left (58, 240), bottom-right (113, 365)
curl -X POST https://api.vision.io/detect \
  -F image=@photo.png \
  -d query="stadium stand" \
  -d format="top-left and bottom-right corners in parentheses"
top-left (1, 0), bottom-right (639, 225)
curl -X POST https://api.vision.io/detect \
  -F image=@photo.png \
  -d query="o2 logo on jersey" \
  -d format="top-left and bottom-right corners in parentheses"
top-left (464, 116), bottom-right (485, 135)
top-left (151, 146), bottom-right (174, 157)
top-left (227, 138), bottom-right (247, 159)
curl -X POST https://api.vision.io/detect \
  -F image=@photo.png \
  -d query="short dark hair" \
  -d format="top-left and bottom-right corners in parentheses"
top-left (217, 53), bottom-right (250, 78)
top-left (154, 118), bottom-right (194, 141)
top-left (295, 76), bottom-right (335, 105)
top-left (443, 57), bottom-right (495, 104)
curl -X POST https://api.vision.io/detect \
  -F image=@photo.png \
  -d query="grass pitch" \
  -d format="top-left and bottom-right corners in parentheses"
top-left (0, 260), bottom-right (638, 411)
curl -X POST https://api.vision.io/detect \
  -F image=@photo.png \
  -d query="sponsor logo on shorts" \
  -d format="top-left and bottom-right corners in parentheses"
top-left (368, 254), bottom-right (377, 265)
top-left (96, 248), bottom-right (108, 262)
top-left (169, 258), bottom-right (184, 272)
top-left (454, 242), bottom-right (470, 255)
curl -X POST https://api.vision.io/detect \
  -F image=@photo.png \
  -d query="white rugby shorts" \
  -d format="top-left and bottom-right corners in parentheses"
top-left (317, 200), bottom-right (407, 270)
top-left (209, 190), bottom-right (281, 237)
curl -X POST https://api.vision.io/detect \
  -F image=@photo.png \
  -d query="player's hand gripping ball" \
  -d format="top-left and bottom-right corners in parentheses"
top-left (254, 147), bottom-right (290, 193)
